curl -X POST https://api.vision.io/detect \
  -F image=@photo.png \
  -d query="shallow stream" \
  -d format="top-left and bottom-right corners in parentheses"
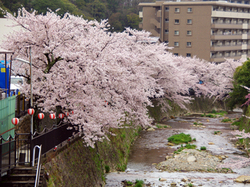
top-left (105, 110), bottom-right (250, 187)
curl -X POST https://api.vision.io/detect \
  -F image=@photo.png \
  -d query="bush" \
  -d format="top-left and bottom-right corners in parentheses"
top-left (214, 131), bottom-right (221, 135)
top-left (135, 179), bottom-right (144, 187)
top-left (228, 59), bottom-right (250, 109)
top-left (105, 165), bottom-right (110, 173)
top-left (174, 144), bottom-right (196, 154)
top-left (200, 146), bottom-right (206, 150)
top-left (221, 118), bottom-right (232, 123)
top-left (168, 133), bottom-right (192, 144)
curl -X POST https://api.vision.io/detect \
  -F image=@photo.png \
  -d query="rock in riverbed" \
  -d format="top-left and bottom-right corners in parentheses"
top-left (156, 149), bottom-right (231, 173)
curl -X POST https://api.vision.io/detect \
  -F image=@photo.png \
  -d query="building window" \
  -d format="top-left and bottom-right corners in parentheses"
top-left (187, 42), bottom-right (192, 47)
top-left (187, 19), bottom-right (192, 24)
top-left (175, 8), bottom-right (180, 12)
top-left (186, 53), bottom-right (191, 57)
top-left (174, 42), bottom-right (179, 47)
top-left (165, 18), bottom-right (169, 22)
top-left (175, 19), bottom-right (180, 24)
top-left (187, 8), bottom-right (192, 12)
top-left (174, 53), bottom-right (178, 56)
top-left (165, 29), bottom-right (169, 34)
top-left (174, 30), bottom-right (179, 35)
top-left (165, 7), bottom-right (169, 11)
top-left (187, 30), bottom-right (192, 35)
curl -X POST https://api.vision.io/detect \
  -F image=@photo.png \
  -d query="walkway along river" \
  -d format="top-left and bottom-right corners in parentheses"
top-left (105, 111), bottom-right (250, 187)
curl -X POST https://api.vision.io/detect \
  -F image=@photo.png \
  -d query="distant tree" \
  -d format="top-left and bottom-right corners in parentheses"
top-left (108, 12), bottom-right (124, 32)
top-left (127, 13), bottom-right (140, 30)
top-left (86, 0), bottom-right (106, 20)
top-left (228, 59), bottom-right (250, 109)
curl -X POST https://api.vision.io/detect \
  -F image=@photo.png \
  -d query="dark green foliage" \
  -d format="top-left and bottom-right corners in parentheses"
top-left (174, 144), bottom-right (196, 154)
top-left (228, 59), bottom-right (250, 109)
top-left (221, 118), bottom-right (232, 122)
top-left (135, 179), bottom-right (144, 187)
top-left (0, 0), bottom-right (143, 30)
top-left (168, 133), bottom-right (192, 144)
top-left (105, 165), bottom-right (110, 173)
top-left (200, 146), bottom-right (206, 150)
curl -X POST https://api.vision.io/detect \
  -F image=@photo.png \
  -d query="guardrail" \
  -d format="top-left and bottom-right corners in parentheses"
top-left (0, 123), bottom-right (78, 180)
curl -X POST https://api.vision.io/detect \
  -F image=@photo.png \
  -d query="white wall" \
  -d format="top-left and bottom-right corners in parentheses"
top-left (0, 18), bottom-right (21, 44)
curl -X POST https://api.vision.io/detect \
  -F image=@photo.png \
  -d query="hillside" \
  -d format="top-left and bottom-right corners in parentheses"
top-left (0, 0), bottom-right (154, 31)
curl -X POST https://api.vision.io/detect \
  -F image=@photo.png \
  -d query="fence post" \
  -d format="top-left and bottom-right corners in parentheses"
top-left (14, 133), bottom-right (17, 167)
top-left (29, 132), bottom-right (33, 167)
top-left (22, 94), bottom-right (25, 111)
top-left (8, 135), bottom-right (12, 174)
top-left (0, 136), bottom-right (2, 179)
top-left (17, 94), bottom-right (20, 115)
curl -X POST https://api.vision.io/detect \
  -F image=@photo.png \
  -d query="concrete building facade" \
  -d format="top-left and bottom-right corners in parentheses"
top-left (139, 1), bottom-right (250, 62)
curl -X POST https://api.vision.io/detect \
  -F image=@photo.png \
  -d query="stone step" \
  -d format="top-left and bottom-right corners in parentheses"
top-left (0, 180), bottom-right (43, 187)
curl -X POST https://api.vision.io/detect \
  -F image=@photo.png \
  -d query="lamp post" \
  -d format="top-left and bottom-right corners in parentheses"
top-left (14, 47), bottom-right (33, 138)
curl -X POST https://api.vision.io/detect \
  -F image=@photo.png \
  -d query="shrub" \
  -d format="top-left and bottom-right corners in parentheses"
top-left (228, 59), bottom-right (250, 109)
top-left (214, 131), bottom-right (221, 135)
top-left (168, 133), bottom-right (192, 144)
top-left (105, 165), bottom-right (110, 173)
top-left (174, 144), bottom-right (196, 154)
top-left (200, 146), bottom-right (206, 150)
top-left (134, 179), bottom-right (144, 187)
top-left (221, 118), bottom-right (232, 123)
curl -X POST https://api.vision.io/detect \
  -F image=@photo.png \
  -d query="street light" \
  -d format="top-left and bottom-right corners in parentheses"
top-left (14, 47), bottom-right (33, 138)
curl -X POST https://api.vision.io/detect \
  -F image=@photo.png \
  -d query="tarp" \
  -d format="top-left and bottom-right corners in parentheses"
top-left (0, 60), bottom-right (10, 93)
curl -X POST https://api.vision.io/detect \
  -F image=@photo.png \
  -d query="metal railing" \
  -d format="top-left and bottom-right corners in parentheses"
top-left (32, 145), bottom-right (42, 187)
top-left (0, 135), bottom-right (16, 177)
top-left (0, 123), bottom-right (78, 180)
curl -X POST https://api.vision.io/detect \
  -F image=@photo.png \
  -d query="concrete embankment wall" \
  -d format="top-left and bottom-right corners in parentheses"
top-left (43, 127), bottom-right (141, 187)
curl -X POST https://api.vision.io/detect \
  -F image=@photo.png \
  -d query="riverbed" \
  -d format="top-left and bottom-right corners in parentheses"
top-left (105, 111), bottom-right (250, 187)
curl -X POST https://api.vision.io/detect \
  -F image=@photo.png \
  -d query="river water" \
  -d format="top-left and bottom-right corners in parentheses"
top-left (105, 111), bottom-right (250, 187)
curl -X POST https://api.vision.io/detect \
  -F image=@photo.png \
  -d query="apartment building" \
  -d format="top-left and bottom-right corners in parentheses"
top-left (139, 1), bottom-right (250, 62)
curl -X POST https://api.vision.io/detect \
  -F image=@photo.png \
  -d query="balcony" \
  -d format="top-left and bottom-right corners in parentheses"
top-left (150, 29), bottom-right (160, 37)
top-left (211, 34), bottom-right (243, 40)
top-left (211, 23), bottom-right (242, 29)
top-left (212, 11), bottom-right (250, 19)
top-left (211, 44), bottom-right (243, 51)
top-left (210, 55), bottom-right (242, 63)
top-left (150, 18), bottom-right (161, 29)
top-left (157, 10), bottom-right (161, 18)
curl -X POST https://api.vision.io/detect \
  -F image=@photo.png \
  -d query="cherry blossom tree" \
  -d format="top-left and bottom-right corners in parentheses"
top-left (1, 8), bottom-right (244, 146)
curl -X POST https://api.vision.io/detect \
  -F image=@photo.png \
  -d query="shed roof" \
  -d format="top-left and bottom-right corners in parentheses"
top-left (0, 48), bottom-right (13, 54)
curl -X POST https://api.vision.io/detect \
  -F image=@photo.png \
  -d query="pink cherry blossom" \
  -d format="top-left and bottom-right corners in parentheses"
top-left (1, 8), bottom-right (244, 146)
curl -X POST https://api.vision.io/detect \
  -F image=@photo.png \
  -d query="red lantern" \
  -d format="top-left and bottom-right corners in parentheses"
top-left (27, 108), bottom-right (35, 115)
top-left (66, 112), bottom-right (69, 116)
top-left (49, 113), bottom-right (56, 119)
top-left (59, 113), bottom-right (65, 119)
top-left (11, 118), bottom-right (19, 125)
top-left (38, 113), bottom-right (45, 120)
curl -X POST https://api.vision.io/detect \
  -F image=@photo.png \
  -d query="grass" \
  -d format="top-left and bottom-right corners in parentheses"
top-left (200, 146), bottom-right (206, 150)
top-left (188, 183), bottom-right (193, 187)
top-left (168, 133), bottom-right (192, 144)
top-left (156, 124), bottom-right (169, 128)
top-left (174, 144), bottom-right (197, 154)
top-left (134, 179), bottom-right (144, 187)
top-left (221, 118), bottom-right (232, 123)
top-left (193, 122), bottom-right (203, 126)
top-left (201, 110), bottom-right (227, 118)
top-left (214, 131), bottom-right (221, 135)
top-left (231, 121), bottom-right (241, 126)
top-left (105, 165), bottom-right (110, 173)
